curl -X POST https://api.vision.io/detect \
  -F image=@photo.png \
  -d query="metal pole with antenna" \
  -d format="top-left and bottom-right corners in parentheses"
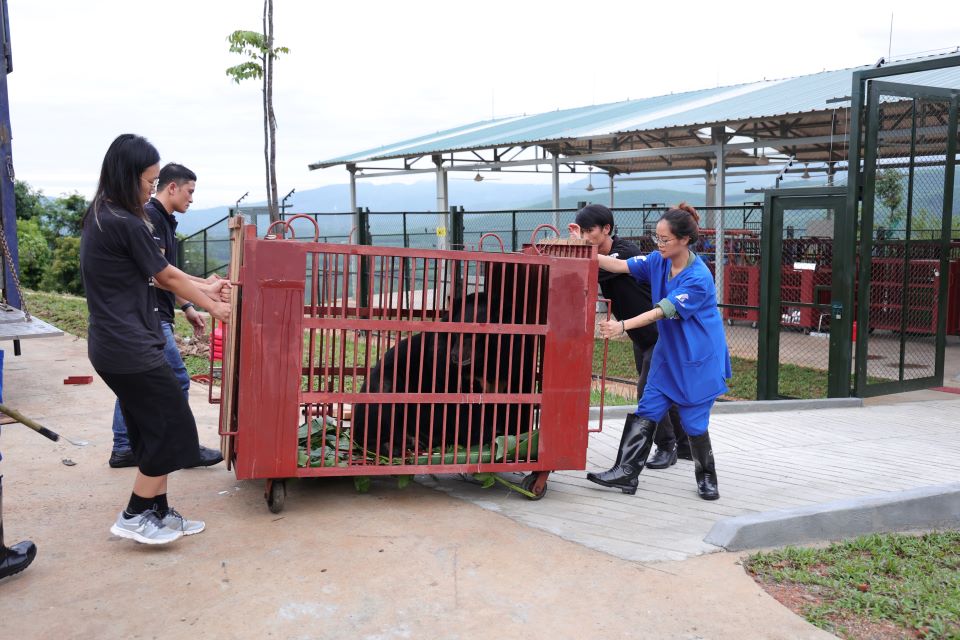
top-left (888, 12), bottom-right (893, 61)
top-left (234, 191), bottom-right (249, 211)
top-left (280, 188), bottom-right (295, 217)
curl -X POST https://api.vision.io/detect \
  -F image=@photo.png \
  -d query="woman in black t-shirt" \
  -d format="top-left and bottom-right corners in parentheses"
top-left (81, 134), bottom-right (231, 545)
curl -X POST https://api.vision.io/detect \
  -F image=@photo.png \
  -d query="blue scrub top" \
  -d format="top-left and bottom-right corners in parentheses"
top-left (626, 251), bottom-right (732, 405)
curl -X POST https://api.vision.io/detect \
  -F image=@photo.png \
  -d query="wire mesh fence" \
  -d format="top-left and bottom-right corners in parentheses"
top-left (181, 204), bottom-right (826, 402)
top-left (196, 196), bottom-right (958, 400)
top-left (858, 91), bottom-right (959, 389)
top-left (178, 215), bottom-right (232, 278)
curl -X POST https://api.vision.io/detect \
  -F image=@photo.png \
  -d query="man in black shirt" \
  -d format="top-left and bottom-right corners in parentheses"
top-left (571, 205), bottom-right (689, 470)
top-left (108, 163), bottom-right (223, 468)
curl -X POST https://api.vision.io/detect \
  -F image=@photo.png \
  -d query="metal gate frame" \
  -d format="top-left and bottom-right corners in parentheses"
top-left (847, 57), bottom-right (960, 396)
top-left (757, 187), bottom-right (852, 400)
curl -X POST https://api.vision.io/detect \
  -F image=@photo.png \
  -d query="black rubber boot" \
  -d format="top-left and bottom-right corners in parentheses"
top-left (586, 415), bottom-right (657, 495)
top-left (646, 443), bottom-right (678, 469)
top-left (689, 432), bottom-right (719, 500)
top-left (0, 475), bottom-right (37, 581)
top-left (668, 406), bottom-right (692, 460)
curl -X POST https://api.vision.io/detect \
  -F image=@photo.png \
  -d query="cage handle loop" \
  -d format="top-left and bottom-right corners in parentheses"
top-left (529, 224), bottom-right (560, 254)
top-left (265, 220), bottom-right (293, 239)
top-left (478, 232), bottom-right (506, 253)
top-left (283, 214), bottom-right (321, 242)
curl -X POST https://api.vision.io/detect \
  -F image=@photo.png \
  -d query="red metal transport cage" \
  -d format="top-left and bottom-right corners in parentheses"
top-left (212, 218), bottom-right (602, 511)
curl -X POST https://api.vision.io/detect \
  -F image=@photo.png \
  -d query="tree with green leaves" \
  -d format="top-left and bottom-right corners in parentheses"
top-left (875, 168), bottom-right (905, 235)
top-left (15, 217), bottom-right (50, 288)
top-left (13, 179), bottom-right (46, 222)
top-left (45, 192), bottom-right (88, 238)
top-left (40, 236), bottom-right (82, 295)
top-left (225, 0), bottom-right (289, 223)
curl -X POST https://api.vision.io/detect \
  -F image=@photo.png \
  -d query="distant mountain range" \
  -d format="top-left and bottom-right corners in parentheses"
top-left (175, 167), bottom-right (960, 238)
top-left (176, 179), bottom-right (756, 237)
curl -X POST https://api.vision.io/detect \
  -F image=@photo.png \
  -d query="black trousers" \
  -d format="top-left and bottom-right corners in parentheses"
top-left (632, 341), bottom-right (687, 450)
top-left (98, 364), bottom-right (200, 477)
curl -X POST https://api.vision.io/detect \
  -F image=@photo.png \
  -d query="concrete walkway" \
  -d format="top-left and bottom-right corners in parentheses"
top-left (2, 333), bottom-right (956, 639)
top-left (424, 397), bottom-right (960, 562)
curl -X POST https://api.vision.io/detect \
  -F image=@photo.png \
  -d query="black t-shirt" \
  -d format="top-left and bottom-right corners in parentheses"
top-left (80, 203), bottom-right (170, 374)
top-left (145, 198), bottom-right (179, 324)
top-left (599, 235), bottom-right (659, 350)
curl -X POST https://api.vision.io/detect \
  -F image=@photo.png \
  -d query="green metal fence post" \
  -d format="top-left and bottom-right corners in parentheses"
top-left (450, 205), bottom-right (464, 250)
top-left (935, 95), bottom-right (959, 383)
top-left (757, 191), bottom-right (782, 400)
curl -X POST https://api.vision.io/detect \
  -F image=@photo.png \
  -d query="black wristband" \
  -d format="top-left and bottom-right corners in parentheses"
top-left (180, 302), bottom-right (195, 312)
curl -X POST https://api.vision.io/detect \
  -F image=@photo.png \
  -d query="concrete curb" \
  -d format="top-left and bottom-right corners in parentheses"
top-left (703, 482), bottom-right (960, 551)
top-left (589, 397), bottom-right (863, 421)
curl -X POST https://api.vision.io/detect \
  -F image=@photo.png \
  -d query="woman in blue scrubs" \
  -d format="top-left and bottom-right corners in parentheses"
top-left (587, 203), bottom-right (730, 500)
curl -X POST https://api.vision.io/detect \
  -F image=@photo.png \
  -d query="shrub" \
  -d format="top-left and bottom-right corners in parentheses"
top-left (15, 218), bottom-right (51, 288)
top-left (40, 236), bottom-right (83, 295)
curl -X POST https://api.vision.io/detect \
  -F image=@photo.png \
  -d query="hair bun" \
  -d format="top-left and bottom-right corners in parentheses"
top-left (675, 201), bottom-right (700, 226)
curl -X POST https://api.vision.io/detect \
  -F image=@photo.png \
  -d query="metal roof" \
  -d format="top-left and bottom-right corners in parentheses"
top-left (310, 53), bottom-right (960, 174)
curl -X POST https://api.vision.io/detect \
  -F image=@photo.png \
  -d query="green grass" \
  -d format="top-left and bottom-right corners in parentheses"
top-left (592, 338), bottom-right (840, 401)
top-left (18, 290), bottom-right (843, 403)
top-left (590, 387), bottom-right (631, 406)
top-left (25, 289), bottom-right (214, 378)
top-left (23, 289), bottom-right (89, 338)
top-left (745, 531), bottom-right (960, 639)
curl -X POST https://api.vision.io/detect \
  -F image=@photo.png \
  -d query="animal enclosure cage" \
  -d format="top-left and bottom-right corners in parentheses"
top-left (212, 218), bottom-right (602, 512)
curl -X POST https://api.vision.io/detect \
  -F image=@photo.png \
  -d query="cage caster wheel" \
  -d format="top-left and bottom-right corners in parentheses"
top-left (265, 479), bottom-right (286, 514)
top-left (520, 473), bottom-right (548, 501)
top-left (726, 318), bottom-right (734, 326)
top-left (751, 321), bottom-right (758, 329)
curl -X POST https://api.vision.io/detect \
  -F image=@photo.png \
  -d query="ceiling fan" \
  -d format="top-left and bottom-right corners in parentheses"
top-left (575, 167), bottom-right (612, 191)
top-left (451, 171), bottom-right (501, 182)
top-left (692, 172), bottom-right (746, 187)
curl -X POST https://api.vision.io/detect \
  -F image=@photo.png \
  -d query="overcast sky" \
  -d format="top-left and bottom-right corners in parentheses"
top-left (6, 0), bottom-right (959, 208)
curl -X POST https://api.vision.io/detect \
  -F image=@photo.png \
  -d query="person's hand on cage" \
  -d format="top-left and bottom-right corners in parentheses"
top-left (202, 278), bottom-right (233, 305)
top-left (567, 223), bottom-right (582, 240)
top-left (184, 305), bottom-right (206, 337)
top-left (598, 318), bottom-right (625, 339)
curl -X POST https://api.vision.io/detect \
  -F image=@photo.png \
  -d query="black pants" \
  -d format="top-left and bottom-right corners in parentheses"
top-left (98, 364), bottom-right (200, 477)
top-left (633, 341), bottom-right (686, 450)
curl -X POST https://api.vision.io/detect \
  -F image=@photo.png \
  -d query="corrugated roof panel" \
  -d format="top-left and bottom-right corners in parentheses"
top-left (311, 54), bottom-right (960, 169)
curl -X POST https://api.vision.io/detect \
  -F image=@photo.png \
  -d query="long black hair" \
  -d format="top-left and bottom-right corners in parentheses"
top-left (84, 134), bottom-right (160, 227)
top-left (660, 201), bottom-right (701, 244)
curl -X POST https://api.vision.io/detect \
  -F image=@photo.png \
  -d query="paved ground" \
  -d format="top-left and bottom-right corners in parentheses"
top-left (424, 398), bottom-right (960, 562)
top-left (1, 333), bottom-right (957, 638)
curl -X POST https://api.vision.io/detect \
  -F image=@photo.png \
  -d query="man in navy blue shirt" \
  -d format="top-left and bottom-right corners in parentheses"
top-left (108, 163), bottom-right (223, 468)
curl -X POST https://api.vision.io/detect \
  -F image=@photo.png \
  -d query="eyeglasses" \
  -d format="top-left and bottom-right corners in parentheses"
top-left (142, 177), bottom-right (159, 193)
top-left (651, 234), bottom-right (677, 246)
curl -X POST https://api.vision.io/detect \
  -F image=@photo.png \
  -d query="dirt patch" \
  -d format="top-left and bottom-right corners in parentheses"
top-left (754, 577), bottom-right (930, 640)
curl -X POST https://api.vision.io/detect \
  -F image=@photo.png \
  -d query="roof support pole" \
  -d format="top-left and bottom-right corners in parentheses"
top-left (712, 126), bottom-right (726, 304)
top-left (347, 164), bottom-right (358, 239)
top-left (551, 151), bottom-right (560, 228)
top-left (609, 172), bottom-right (615, 208)
top-left (434, 155), bottom-right (448, 250)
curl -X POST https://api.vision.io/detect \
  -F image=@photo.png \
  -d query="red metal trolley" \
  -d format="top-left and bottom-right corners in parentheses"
top-left (212, 218), bottom-right (603, 512)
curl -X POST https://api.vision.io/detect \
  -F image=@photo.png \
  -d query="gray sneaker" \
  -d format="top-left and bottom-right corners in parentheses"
top-left (161, 509), bottom-right (206, 536)
top-left (110, 510), bottom-right (183, 545)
